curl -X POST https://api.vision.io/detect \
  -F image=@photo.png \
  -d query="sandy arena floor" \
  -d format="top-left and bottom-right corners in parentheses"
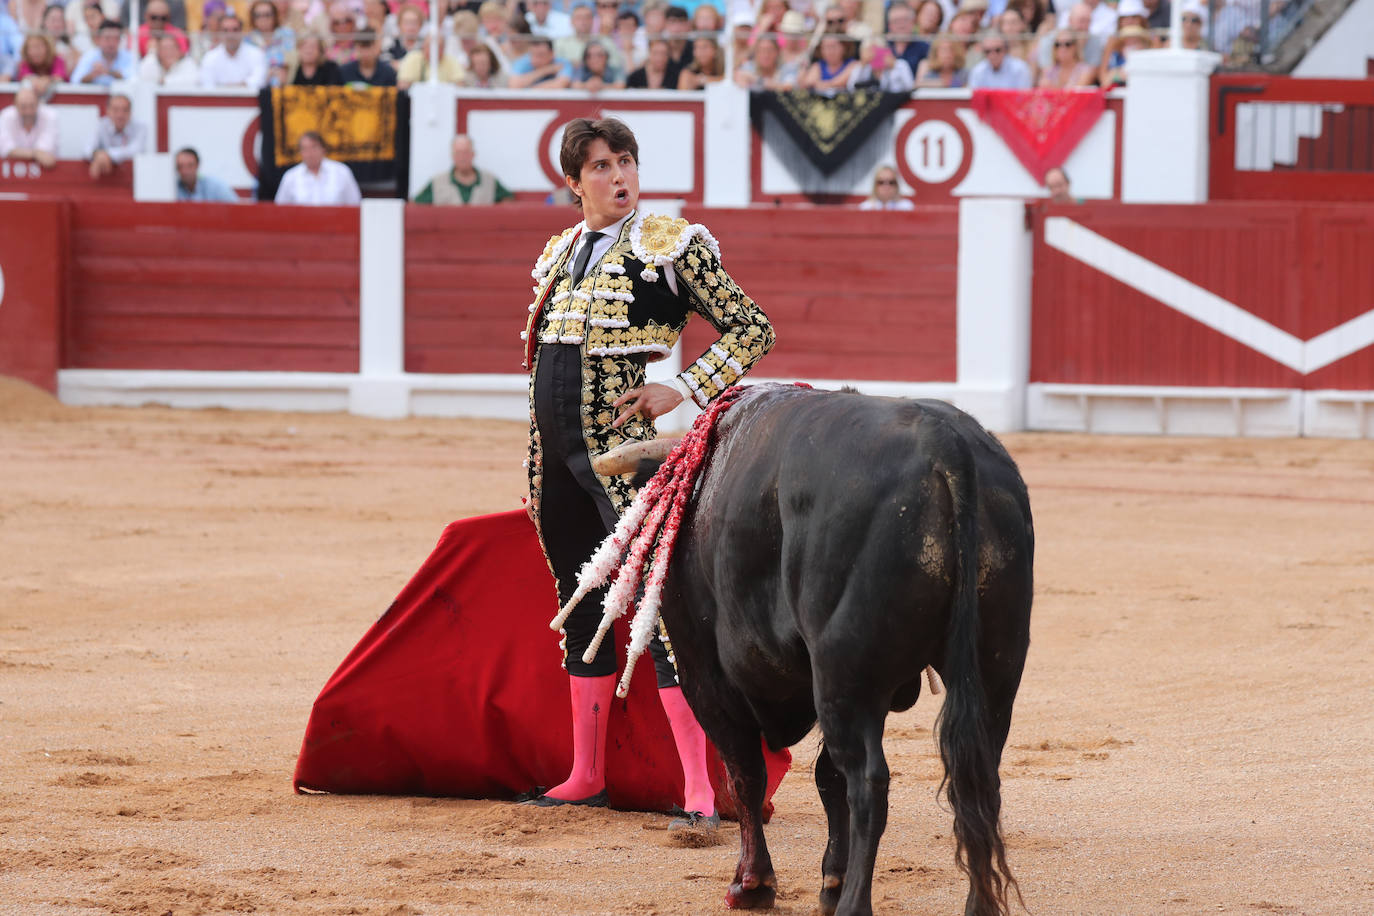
top-left (1, 376), bottom-right (1371, 916)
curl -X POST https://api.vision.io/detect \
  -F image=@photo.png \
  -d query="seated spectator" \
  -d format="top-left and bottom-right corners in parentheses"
top-left (291, 32), bottom-right (343, 83)
top-left (69, 0), bottom-right (106, 59)
top-left (362, 0), bottom-right (395, 44)
top-left (193, 0), bottom-right (226, 60)
top-left (1037, 3), bottom-right (1104, 76)
top-left (86, 92), bottom-right (145, 178)
top-left (326, 0), bottom-right (359, 64)
top-left (397, 33), bottom-right (465, 86)
top-left (625, 37), bottom-right (679, 89)
top-left (572, 38), bottom-right (622, 89)
top-left (948, 0), bottom-right (984, 67)
top-left (1144, 0), bottom-right (1171, 30)
top-left (553, 2), bottom-right (593, 66)
top-left (859, 165), bottom-right (914, 210)
top-left (1099, 23), bottom-right (1152, 86)
top-left (42, 4), bottom-right (79, 72)
top-left (175, 146), bottom-right (239, 201)
top-left (590, 0), bottom-right (626, 71)
top-left (849, 42), bottom-right (916, 92)
top-left (0, 86), bottom-right (58, 167)
top-left (200, 14), bottom-right (268, 87)
top-left (71, 18), bottom-right (135, 85)
top-left (139, 31), bottom-right (199, 85)
top-left (340, 31), bottom-right (397, 84)
top-left (459, 42), bottom-right (505, 86)
top-left (275, 131), bottom-right (361, 205)
top-left (734, 35), bottom-right (800, 90)
top-left (1114, 0), bottom-right (1150, 32)
top-left (727, 10), bottom-right (752, 69)
top-left (677, 35), bottom-right (722, 89)
top-left (611, 7), bottom-right (641, 70)
top-left (386, 2), bottom-right (424, 62)
top-left (663, 4), bottom-right (693, 70)
top-left (914, 35), bottom-right (967, 87)
top-left (507, 34), bottom-right (571, 88)
top-left (996, 7), bottom-right (1032, 64)
top-left (17, 32), bottom-right (69, 96)
top-left (1174, 1), bottom-right (1207, 49)
top-left (1044, 165), bottom-right (1077, 203)
top-left (448, 10), bottom-right (486, 69)
top-left (1056, 0), bottom-right (1118, 39)
top-left (498, 11), bottom-right (532, 65)
top-left (1038, 29), bottom-right (1095, 87)
top-left (914, 0), bottom-right (944, 37)
top-left (749, 0), bottom-right (789, 43)
top-left (799, 34), bottom-right (858, 90)
top-left (776, 10), bottom-right (811, 77)
top-left (525, 0), bottom-right (571, 39)
top-left (413, 134), bottom-right (513, 205)
top-left (246, 0), bottom-right (295, 79)
top-left (967, 36), bottom-right (1031, 88)
top-left (137, 0), bottom-right (188, 56)
top-left (692, 2), bottom-right (723, 36)
top-left (885, 1), bottom-right (929, 74)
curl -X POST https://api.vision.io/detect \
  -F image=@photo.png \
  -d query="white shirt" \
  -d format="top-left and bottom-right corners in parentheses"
top-left (0, 105), bottom-right (59, 157)
top-left (274, 158), bottom-right (362, 206)
top-left (199, 41), bottom-right (268, 89)
top-left (569, 210), bottom-right (694, 402)
top-left (859, 198), bottom-right (915, 211)
top-left (139, 51), bottom-right (201, 87)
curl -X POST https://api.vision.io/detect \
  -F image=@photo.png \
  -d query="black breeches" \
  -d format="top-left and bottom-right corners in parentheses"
top-left (533, 344), bottom-right (677, 687)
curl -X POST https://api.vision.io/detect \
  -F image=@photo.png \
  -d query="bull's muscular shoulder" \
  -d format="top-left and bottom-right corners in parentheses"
top-left (531, 225), bottom-right (580, 281)
top-left (630, 213), bottom-right (723, 271)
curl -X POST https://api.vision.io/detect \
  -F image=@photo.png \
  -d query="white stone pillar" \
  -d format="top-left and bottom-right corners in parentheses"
top-left (1121, 48), bottom-right (1221, 203)
top-left (703, 81), bottom-right (751, 208)
top-left (956, 197), bottom-right (1032, 432)
top-left (350, 198), bottom-right (409, 418)
top-left (133, 153), bottom-right (175, 201)
top-left (407, 82), bottom-right (458, 199)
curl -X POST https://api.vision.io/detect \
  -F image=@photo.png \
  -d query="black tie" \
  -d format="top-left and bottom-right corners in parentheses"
top-left (569, 231), bottom-right (605, 287)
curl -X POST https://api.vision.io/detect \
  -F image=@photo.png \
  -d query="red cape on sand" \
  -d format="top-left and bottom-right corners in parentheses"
top-left (293, 509), bottom-right (788, 819)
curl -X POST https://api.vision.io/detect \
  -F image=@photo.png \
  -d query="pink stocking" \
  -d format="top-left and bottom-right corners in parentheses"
top-left (544, 674), bottom-right (616, 802)
top-left (658, 685), bottom-right (716, 816)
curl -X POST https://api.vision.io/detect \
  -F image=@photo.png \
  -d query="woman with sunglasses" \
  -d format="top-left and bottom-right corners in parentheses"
top-left (859, 165), bottom-right (914, 211)
top-left (247, 0), bottom-right (296, 84)
top-left (1037, 29), bottom-right (1094, 88)
top-left (1173, 2), bottom-right (1207, 50)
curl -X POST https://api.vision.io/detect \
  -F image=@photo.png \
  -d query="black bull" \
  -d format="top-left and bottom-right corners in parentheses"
top-left (651, 384), bottom-right (1033, 916)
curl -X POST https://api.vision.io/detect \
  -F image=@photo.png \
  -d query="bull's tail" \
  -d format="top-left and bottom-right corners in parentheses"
top-left (934, 438), bottom-right (1021, 916)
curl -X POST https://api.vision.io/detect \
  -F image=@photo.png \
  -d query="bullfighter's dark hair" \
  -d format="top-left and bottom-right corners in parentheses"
top-left (558, 117), bottom-right (639, 186)
top-left (300, 130), bottom-right (327, 152)
top-left (175, 147), bottom-right (200, 162)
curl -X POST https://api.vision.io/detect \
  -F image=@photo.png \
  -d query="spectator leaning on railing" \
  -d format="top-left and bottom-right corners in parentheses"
top-left (914, 34), bottom-right (968, 87)
top-left (86, 91), bottom-right (146, 178)
top-left (0, 85), bottom-right (59, 167)
top-left (859, 165), bottom-right (914, 210)
top-left (175, 145), bottom-right (239, 201)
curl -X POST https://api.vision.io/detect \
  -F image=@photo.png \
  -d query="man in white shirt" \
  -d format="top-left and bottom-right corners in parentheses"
top-left (0, 87), bottom-right (59, 168)
top-left (86, 93), bottom-right (148, 179)
top-left (525, 0), bottom-right (572, 38)
top-left (198, 13), bottom-right (267, 88)
top-left (274, 132), bottom-right (362, 206)
top-left (1056, 0), bottom-right (1117, 39)
top-left (967, 36), bottom-right (1031, 88)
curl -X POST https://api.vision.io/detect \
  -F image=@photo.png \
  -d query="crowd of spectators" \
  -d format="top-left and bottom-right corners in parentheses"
top-left (0, 0), bottom-right (1308, 96)
top-left (0, 0), bottom-right (1326, 206)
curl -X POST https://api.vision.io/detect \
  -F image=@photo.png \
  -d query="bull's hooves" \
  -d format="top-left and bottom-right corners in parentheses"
top-left (819, 876), bottom-right (844, 916)
top-left (724, 882), bottom-right (776, 910)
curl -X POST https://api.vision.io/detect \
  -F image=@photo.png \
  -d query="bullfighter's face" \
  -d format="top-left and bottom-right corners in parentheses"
top-left (568, 137), bottom-right (639, 232)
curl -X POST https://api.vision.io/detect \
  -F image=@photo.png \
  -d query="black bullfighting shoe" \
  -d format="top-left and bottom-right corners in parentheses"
top-left (522, 788), bottom-right (609, 808)
top-left (667, 806), bottom-right (720, 831)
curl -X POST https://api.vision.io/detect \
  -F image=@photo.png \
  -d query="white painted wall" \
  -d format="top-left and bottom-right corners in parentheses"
top-left (1293, 0), bottom-right (1374, 78)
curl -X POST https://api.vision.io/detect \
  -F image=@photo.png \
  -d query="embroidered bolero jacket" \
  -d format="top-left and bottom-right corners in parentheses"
top-left (521, 212), bottom-right (776, 409)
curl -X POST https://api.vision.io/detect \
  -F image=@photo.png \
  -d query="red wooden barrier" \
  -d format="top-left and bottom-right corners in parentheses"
top-left (0, 200), bottom-right (67, 392)
top-left (680, 206), bottom-right (959, 381)
top-left (402, 205), bottom-right (961, 383)
top-left (403, 205), bottom-right (574, 375)
top-left (65, 202), bottom-right (361, 372)
top-left (0, 161), bottom-right (133, 199)
top-left (1031, 202), bottom-right (1374, 390)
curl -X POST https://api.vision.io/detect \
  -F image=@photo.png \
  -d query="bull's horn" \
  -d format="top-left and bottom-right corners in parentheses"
top-left (591, 437), bottom-right (681, 476)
